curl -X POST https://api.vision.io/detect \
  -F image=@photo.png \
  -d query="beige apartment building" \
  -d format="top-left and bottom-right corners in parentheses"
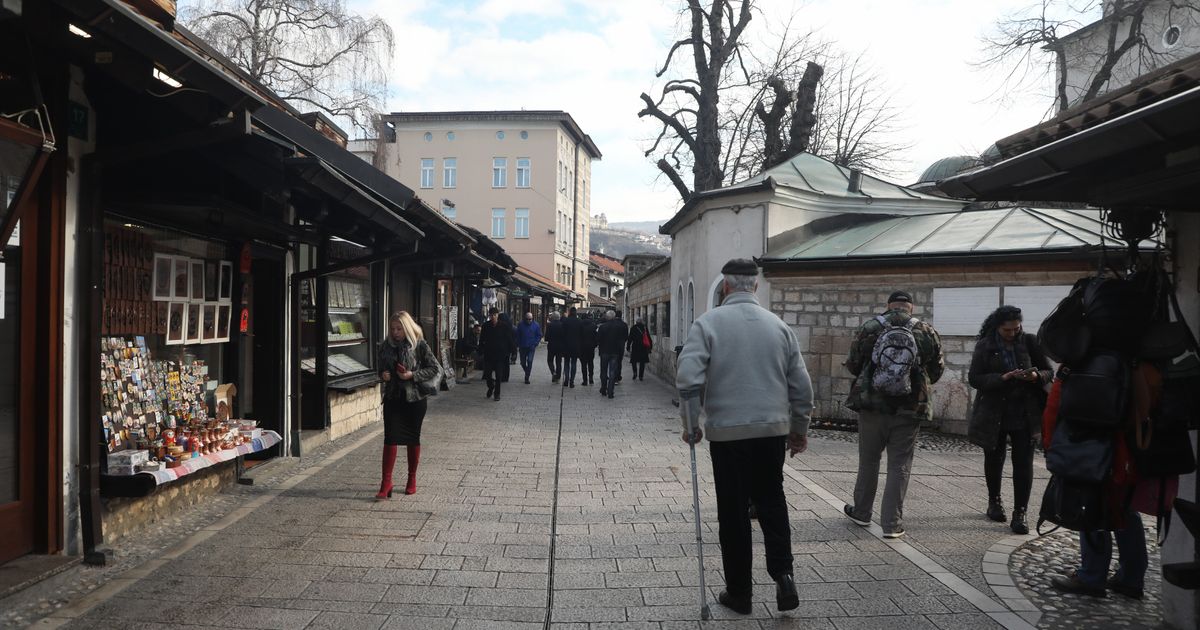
top-left (374, 111), bottom-right (601, 299)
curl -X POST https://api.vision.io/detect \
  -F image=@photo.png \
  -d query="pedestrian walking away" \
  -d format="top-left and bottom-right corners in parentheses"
top-left (967, 305), bottom-right (1052, 535)
top-left (516, 312), bottom-right (542, 384)
top-left (676, 258), bottom-right (814, 616)
top-left (597, 310), bottom-right (628, 399)
top-left (376, 311), bottom-right (441, 498)
top-left (627, 317), bottom-right (652, 380)
top-left (615, 311), bottom-right (626, 384)
top-left (579, 316), bottom-right (599, 386)
top-left (559, 306), bottom-right (583, 387)
top-left (479, 307), bottom-right (515, 401)
top-left (843, 289), bottom-right (944, 539)
top-left (545, 311), bottom-right (563, 383)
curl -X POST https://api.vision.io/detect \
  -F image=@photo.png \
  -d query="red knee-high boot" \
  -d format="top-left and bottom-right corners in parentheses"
top-left (376, 445), bottom-right (397, 500)
top-left (405, 445), bottom-right (420, 495)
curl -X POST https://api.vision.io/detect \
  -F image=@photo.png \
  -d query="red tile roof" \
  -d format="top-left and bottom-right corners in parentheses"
top-left (589, 252), bottom-right (625, 274)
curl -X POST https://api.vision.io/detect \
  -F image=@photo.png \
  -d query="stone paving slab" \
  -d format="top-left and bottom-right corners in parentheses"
top-left (4, 355), bottom-right (1172, 629)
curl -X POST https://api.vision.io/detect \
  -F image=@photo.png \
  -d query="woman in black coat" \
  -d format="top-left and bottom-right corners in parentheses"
top-left (967, 305), bottom-right (1053, 534)
top-left (626, 318), bottom-right (652, 380)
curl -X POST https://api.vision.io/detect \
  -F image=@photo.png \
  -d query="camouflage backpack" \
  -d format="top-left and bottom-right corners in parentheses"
top-left (870, 315), bottom-right (919, 396)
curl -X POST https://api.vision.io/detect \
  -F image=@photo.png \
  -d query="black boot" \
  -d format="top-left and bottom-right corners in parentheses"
top-left (1010, 507), bottom-right (1028, 535)
top-left (987, 497), bottom-right (1006, 522)
top-left (717, 590), bottom-right (752, 615)
top-left (776, 574), bottom-right (799, 611)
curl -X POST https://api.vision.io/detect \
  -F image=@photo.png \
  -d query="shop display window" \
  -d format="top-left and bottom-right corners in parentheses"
top-left (99, 223), bottom-right (265, 478)
top-left (300, 266), bottom-right (373, 378)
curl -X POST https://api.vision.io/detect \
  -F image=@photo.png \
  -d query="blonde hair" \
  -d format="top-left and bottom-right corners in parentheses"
top-left (389, 311), bottom-right (424, 343)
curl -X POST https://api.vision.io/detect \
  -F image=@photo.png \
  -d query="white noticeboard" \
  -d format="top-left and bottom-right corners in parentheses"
top-left (932, 287), bottom-right (1000, 336)
top-left (1005, 285), bottom-right (1074, 335)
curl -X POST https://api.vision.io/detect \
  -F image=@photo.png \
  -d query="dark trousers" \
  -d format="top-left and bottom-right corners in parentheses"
top-left (547, 350), bottom-right (561, 378)
top-left (632, 361), bottom-right (646, 379)
top-left (984, 428), bottom-right (1035, 510)
top-left (1078, 507), bottom-right (1147, 589)
top-left (599, 354), bottom-right (620, 392)
top-left (483, 357), bottom-right (506, 397)
top-left (580, 352), bottom-right (595, 383)
top-left (562, 355), bottom-right (577, 384)
top-left (519, 346), bottom-right (537, 378)
top-left (710, 436), bottom-right (793, 596)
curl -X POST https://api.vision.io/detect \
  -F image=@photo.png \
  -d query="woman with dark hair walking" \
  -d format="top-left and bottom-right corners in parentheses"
top-left (376, 311), bottom-right (441, 499)
top-left (967, 305), bottom-right (1053, 534)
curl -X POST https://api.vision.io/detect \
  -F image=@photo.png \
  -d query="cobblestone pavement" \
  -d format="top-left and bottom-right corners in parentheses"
top-left (1011, 524), bottom-right (1166, 630)
top-left (7, 357), bottom-right (1168, 629)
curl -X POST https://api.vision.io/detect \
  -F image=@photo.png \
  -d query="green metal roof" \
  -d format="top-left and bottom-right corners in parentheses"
top-left (764, 208), bottom-right (1123, 260)
top-left (724, 152), bottom-right (950, 202)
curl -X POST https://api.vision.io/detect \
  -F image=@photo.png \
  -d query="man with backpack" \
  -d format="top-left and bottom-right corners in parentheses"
top-left (843, 290), bottom-right (944, 539)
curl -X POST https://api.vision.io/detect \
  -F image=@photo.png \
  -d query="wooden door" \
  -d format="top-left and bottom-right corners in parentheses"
top-left (0, 232), bottom-right (34, 564)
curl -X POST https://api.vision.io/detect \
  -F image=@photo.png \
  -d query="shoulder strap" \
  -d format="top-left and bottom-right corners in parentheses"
top-left (904, 317), bottom-right (918, 330)
top-left (874, 314), bottom-right (888, 327)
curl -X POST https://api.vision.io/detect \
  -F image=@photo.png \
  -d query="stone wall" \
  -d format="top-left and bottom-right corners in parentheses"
top-left (329, 384), bottom-right (382, 442)
top-left (766, 263), bottom-right (1091, 435)
top-left (624, 260), bottom-right (676, 381)
top-left (102, 463), bottom-right (237, 546)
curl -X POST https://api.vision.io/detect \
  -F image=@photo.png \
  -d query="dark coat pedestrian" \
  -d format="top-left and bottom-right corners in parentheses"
top-left (480, 312), bottom-right (515, 400)
top-left (560, 312), bottom-right (583, 358)
top-left (966, 305), bottom-right (1052, 534)
top-left (598, 318), bottom-right (628, 356)
top-left (627, 321), bottom-right (652, 363)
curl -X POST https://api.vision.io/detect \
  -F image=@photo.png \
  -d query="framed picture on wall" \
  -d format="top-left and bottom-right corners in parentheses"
top-left (204, 260), bottom-right (219, 302)
top-left (166, 302), bottom-right (186, 345)
top-left (190, 259), bottom-right (205, 301)
top-left (185, 303), bottom-right (201, 344)
top-left (201, 303), bottom-right (218, 342)
top-left (219, 261), bottom-right (233, 302)
top-left (153, 254), bottom-right (173, 301)
top-left (172, 257), bottom-right (189, 300)
top-left (216, 304), bottom-right (231, 342)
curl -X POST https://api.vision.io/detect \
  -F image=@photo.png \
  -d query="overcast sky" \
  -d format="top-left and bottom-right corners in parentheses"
top-left (359, 0), bottom-right (1093, 223)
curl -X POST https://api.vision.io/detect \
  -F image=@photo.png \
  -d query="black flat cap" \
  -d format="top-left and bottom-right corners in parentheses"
top-left (887, 290), bottom-right (913, 304)
top-left (721, 258), bottom-right (759, 275)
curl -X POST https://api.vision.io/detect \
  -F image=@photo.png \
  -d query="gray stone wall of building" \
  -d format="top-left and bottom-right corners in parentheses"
top-left (623, 260), bottom-right (676, 382)
top-left (767, 267), bottom-right (1089, 435)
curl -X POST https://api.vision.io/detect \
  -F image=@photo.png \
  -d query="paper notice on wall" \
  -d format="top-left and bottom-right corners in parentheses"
top-left (1004, 285), bottom-right (1074, 336)
top-left (932, 287), bottom-right (1000, 336)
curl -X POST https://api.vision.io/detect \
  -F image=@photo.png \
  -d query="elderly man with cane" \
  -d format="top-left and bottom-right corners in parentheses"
top-left (677, 258), bottom-right (814, 616)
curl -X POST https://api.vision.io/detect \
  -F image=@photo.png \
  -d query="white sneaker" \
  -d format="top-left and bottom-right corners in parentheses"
top-left (883, 527), bottom-right (906, 539)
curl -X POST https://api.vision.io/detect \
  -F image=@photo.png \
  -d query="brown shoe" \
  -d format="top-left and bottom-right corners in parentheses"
top-left (1052, 572), bottom-right (1107, 597)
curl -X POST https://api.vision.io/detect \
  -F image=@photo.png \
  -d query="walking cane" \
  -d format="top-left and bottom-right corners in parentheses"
top-left (682, 394), bottom-right (712, 621)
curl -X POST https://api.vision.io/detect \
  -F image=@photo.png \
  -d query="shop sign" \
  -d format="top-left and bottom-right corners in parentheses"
top-left (67, 101), bottom-right (89, 140)
top-left (508, 288), bottom-right (527, 298)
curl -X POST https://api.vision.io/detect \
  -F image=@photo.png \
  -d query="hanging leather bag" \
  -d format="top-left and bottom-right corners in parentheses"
top-left (1056, 350), bottom-right (1130, 430)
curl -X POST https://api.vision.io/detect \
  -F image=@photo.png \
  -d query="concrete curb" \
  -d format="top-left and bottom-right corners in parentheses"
top-left (983, 533), bottom-right (1043, 627)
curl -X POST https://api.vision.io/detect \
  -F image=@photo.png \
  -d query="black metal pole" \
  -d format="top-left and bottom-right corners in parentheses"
top-left (77, 156), bottom-right (106, 565)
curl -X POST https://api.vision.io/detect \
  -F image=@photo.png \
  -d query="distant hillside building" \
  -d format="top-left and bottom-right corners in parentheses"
top-left (590, 212), bottom-right (609, 230)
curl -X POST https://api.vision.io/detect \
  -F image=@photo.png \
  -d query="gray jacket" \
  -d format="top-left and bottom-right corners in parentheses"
top-left (675, 291), bottom-right (814, 441)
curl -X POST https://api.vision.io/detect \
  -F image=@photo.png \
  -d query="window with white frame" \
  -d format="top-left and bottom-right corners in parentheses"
top-left (491, 208), bottom-right (506, 238)
top-left (516, 158), bottom-right (531, 188)
top-left (443, 158), bottom-right (457, 188)
top-left (557, 160), bottom-right (563, 191)
top-left (492, 158), bottom-right (507, 188)
top-left (600, 286), bottom-right (608, 297)
top-left (514, 208), bottom-right (529, 238)
top-left (420, 159), bottom-right (434, 188)
top-left (441, 204), bottom-right (455, 221)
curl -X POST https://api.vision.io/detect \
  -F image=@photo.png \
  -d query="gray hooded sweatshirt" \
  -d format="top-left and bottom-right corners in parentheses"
top-left (675, 291), bottom-right (814, 441)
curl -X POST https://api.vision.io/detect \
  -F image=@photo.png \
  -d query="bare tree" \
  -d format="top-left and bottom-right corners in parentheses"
top-left (639, 1), bottom-right (909, 203)
top-left (180, 0), bottom-right (394, 133)
top-left (981, 0), bottom-right (1200, 113)
top-left (808, 53), bottom-right (910, 175)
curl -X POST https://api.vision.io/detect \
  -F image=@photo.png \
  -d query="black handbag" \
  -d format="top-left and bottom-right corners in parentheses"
top-left (1038, 277), bottom-right (1091, 365)
top-left (415, 340), bottom-right (444, 397)
top-left (1045, 421), bottom-right (1114, 484)
top-left (1038, 474), bottom-right (1110, 534)
top-left (1057, 350), bottom-right (1130, 430)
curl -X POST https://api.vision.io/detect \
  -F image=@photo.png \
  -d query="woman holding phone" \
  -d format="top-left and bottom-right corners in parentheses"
top-left (967, 305), bottom-right (1053, 534)
top-left (376, 311), bottom-right (441, 499)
